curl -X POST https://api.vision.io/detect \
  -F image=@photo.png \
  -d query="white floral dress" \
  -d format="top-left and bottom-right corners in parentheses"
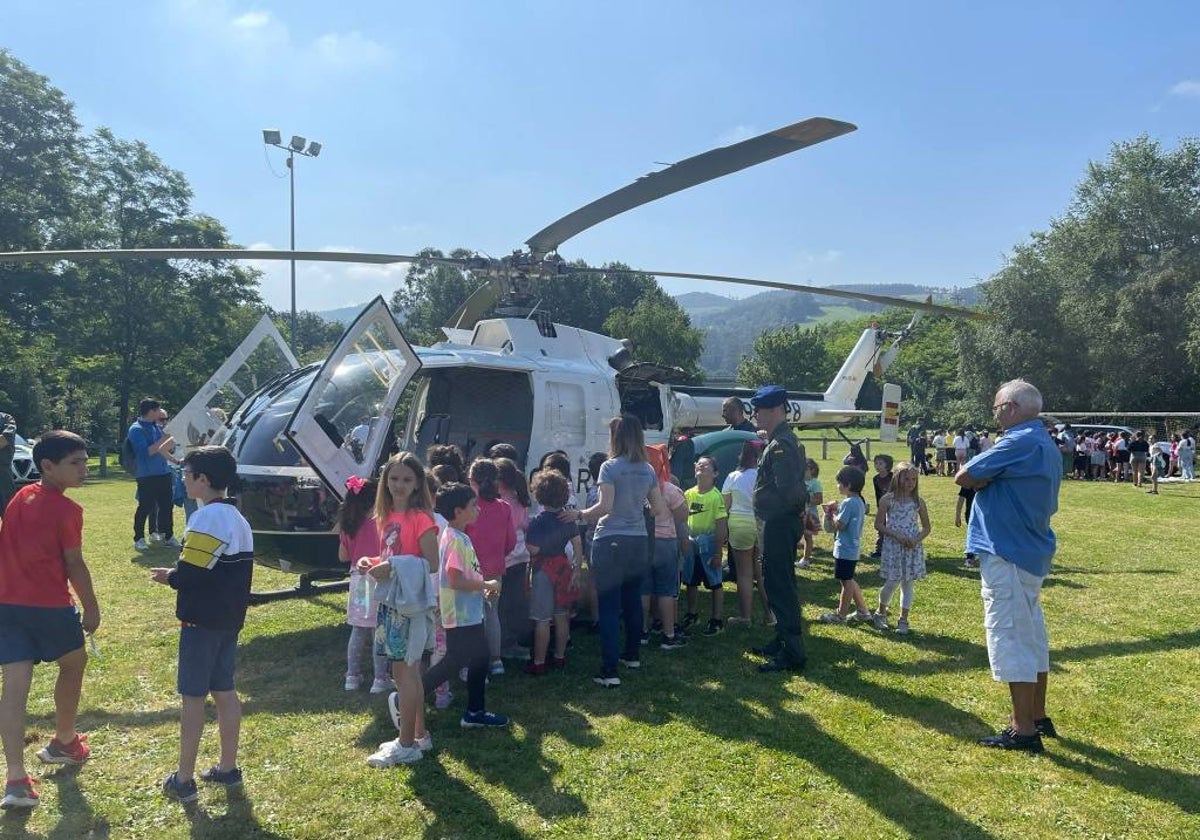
top-left (879, 496), bottom-right (926, 581)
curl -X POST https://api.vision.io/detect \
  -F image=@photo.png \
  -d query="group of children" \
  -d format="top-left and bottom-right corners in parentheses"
top-left (815, 454), bottom-right (934, 635)
top-left (2, 430), bottom-right (955, 809)
top-left (1, 432), bottom-right (251, 809)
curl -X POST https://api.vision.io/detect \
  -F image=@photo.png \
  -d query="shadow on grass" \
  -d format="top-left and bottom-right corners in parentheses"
top-left (181, 791), bottom-right (292, 840)
top-left (1047, 737), bottom-right (1200, 815)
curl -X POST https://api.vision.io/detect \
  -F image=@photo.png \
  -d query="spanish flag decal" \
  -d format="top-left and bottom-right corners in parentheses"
top-left (179, 530), bottom-right (229, 570)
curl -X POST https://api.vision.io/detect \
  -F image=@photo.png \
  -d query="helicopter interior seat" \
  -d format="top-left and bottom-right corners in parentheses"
top-left (409, 368), bottom-right (534, 466)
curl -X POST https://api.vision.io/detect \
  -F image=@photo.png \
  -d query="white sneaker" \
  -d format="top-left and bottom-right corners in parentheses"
top-left (133, 539), bottom-right (149, 551)
top-left (415, 732), bottom-right (433, 752)
top-left (149, 533), bottom-right (163, 544)
top-left (387, 691), bottom-right (401, 731)
top-left (163, 537), bottom-right (182, 548)
top-left (344, 675), bottom-right (362, 691)
top-left (369, 677), bottom-right (393, 694)
top-left (366, 739), bottom-right (422, 768)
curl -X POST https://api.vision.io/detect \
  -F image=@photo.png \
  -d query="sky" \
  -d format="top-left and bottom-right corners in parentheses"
top-left (5, 1), bottom-right (1199, 312)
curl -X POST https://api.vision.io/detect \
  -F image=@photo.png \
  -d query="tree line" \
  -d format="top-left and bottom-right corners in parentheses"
top-left (738, 135), bottom-right (1200, 428)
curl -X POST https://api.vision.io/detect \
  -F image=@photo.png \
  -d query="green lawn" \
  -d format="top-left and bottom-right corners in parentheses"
top-left (6, 444), bottom-right (1199, 839)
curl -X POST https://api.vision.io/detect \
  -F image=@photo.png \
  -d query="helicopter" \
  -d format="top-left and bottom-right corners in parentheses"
top-left (0, 116), bottom-right (982, 599)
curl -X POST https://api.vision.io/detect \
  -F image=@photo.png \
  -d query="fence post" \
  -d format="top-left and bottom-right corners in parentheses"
top-left (98, 445), bottom-right (108, 478)
top-left (821, 438), bottom-right (827, 459)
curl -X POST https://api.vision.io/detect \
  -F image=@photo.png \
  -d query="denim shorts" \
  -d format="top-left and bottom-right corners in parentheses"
top-left (178, 625), bottom-right (239, 697)
top-left (642, 538), bottom-right (681, 597)
top-left (0, 604), bottom-right (85, 665)
top-left (684, 534), bottom-right (723, 590)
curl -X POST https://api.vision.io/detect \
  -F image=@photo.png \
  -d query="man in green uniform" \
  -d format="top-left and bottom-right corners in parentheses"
top-left (750, 386), bottom-right (808, 672)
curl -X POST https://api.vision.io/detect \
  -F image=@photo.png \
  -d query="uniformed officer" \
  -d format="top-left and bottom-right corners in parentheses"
top-left (750, 385), bottom-right (808, 672)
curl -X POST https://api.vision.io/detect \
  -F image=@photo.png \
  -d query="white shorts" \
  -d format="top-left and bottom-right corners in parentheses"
top-left (979, 552), bottom-right (1049, 683)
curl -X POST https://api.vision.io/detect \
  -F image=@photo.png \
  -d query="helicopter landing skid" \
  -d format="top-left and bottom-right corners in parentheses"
top-left (248, 571), bottom-right (350, 606)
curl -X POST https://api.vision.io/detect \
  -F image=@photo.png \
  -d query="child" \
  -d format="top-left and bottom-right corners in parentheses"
top-left (683, 456), bottom-right (728, 636)
top-left (361, 452), bottom-right (439, 768)
top-left (798, 458), bottom-right (823, 568)
top-left (465, 459), bottom-right (515, 675)
top-left (871, 463), bottom-right (931, 634)
top-left (151, 446), bottom-right (253, 802)
top-left (338, 476), bottom-right (390, 693)
top-left (644, 472), bottom-right (689, 647)
top-left (495, 458), bottom-right (532, 660)
top-left (722, 441), bottom-right (766, 623)
top-left (421, 483), bottom-right (508, 726)
top-left (819, 466), bottom-right (871, 624)
top-left (0, 431), bottom-right (98, 811)
top-left (869, 454), bottom-right (893, 559)
top-left (955, 484), bottom-right (977, 568)
top-left (524, 471), bottom-right (584, 672)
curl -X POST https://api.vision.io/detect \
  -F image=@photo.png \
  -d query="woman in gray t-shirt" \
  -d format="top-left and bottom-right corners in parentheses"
top-left (565, 415), bottom-right (665, 686)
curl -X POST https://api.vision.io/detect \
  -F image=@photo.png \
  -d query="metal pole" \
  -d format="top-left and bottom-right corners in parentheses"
top-left (288, 149), bottom-right (297, 353)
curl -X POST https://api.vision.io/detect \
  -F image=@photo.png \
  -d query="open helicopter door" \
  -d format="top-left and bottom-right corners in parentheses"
top-left (284, 297), bottom-right (422, 501)
top-left (164, 315), bottom-right (299, 453)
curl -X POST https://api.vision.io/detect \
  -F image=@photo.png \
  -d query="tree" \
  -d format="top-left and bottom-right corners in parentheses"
top-left (737, 322), bottom-right (843, 392)
top-left (961, 135), bottom-right (1200, 413)
top-left (604, 296), bottom-right (705, 382)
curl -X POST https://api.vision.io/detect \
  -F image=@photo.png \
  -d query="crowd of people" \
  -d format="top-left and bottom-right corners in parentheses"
top-left (0, 377), bottom-right (1076, 810)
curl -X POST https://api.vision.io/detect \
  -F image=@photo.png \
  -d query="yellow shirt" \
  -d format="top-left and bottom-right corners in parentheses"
top-left (685, 486), bottom-right (727, 536)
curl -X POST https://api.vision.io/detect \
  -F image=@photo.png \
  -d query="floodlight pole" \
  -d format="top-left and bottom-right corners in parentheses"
top-left (287, 148), bottom-right (296, 352)
top-left (263, 132), bottom-right (321, 353)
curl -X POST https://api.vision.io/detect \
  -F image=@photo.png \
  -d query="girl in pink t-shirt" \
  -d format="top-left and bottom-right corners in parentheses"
top-left (359, 453), bottom-right (439, 767)
top-left (465, 459), bottom-right (515, 674)
top-left (337, 477), bottom-right (389, 693)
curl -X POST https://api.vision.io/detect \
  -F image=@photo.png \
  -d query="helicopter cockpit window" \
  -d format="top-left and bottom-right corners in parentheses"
top-left (225, 369), bottom-right (316, 468)
top-left (310, 345), bottom-right (411, 466)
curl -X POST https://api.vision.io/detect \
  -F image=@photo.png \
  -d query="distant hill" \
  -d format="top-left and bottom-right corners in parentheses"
top-left (677, 283), bottom-right (982, 379)
top-left (315, 303), bottom-right (372, 326)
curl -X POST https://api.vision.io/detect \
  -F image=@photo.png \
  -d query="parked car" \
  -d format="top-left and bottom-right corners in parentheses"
top-left (11, 433), bottom-right (39, 484)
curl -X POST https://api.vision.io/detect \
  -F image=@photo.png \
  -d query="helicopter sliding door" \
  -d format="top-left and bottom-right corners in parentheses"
top-left (164, 314), bottom-right (299, 452)
top-left (285, 297), bottom-right (422, 500)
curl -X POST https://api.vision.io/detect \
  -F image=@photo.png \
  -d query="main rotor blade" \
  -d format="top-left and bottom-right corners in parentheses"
top-left (525, 117), bottom-right (857, 256)
top-left (0, 248), bottom-right (448, 266)
top-left (572, 266), bottom-right (986, 320)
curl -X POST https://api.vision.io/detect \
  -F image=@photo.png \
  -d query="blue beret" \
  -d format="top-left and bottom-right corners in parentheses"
top-left (751, 385), bottom-right (788, 409)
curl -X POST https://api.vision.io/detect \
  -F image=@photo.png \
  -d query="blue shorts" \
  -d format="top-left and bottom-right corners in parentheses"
top-left (834, 558), bottom-right (859, 581)
top-left (642, 538), bottom-right (681, 597)
top-left (0, 604), bottom-right (85, 665)
top-left (178, 626), bottom-right (239, 697)
top-left (684, 534), bottom-right (723, 590)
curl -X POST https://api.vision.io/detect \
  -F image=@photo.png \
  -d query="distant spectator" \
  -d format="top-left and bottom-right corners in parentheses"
top-left (127, 399), bottom-right (178, 551)
top-left (721, 397), bottom-right (757, 433)
top-left (1177, 431), bottom-right (1195, 481)
top-left (0, 412), bottom-right (16, 515)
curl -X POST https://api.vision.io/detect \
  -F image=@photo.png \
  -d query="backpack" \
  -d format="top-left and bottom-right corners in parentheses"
top-left (119, 430), bottom-right (139, 474)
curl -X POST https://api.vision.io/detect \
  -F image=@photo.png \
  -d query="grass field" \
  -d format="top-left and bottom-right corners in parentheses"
top-left (4, 444), bottom-right (1199, 839)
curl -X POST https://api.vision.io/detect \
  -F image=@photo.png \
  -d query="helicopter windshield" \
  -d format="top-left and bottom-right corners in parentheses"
top-left (224, 366), bottom-right (318, 468)
top-left (304, 350), bottom-right (408, 466)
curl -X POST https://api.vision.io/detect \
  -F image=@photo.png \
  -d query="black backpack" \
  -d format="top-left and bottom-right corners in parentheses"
top-left (119, 431), bottom-right (139, 474)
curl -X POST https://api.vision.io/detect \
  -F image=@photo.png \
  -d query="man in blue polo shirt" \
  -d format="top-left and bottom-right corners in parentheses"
top-left (956, 379), bottom-right (1060, 753)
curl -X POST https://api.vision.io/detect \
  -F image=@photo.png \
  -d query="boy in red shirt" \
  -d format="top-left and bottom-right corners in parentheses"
top-left (0, 431), bottom-right (100, 811)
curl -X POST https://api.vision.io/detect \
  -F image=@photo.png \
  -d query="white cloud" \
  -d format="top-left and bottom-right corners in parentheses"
top-left (245, 242), bottom-right (411, 312)
top-left (1169, 80), bottom-right (1200, 98)
top-left (167, 1), bottom-right (392, 73)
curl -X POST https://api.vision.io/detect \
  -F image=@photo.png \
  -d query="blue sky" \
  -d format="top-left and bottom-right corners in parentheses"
top-left (6, 1), bottom-right (1199, 311)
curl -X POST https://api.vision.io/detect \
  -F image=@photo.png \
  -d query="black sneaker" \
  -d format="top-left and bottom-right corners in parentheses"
top-left (681, 612), bottom-right (699, 629)
top-left (751, 640), bottom-right (783, 657)
top-left (592, 672), bottom-right (621, 688)
top-left (660, 635), bottom-right (687, 651)
top-left (199, 765), bottom-right (243, 787)
top-left (977, 728), bottom-right (1044, 753)
top-left (703, 619), bottom-right (724, 636)
top-left (1034, 717), bottom-right (1058, 738)
top-left (639, 631), bottom-right (650, 646)
top-left (650, 618), bottom-right (663, 635)
top-left (162, 772), bottom-right (199, 802)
